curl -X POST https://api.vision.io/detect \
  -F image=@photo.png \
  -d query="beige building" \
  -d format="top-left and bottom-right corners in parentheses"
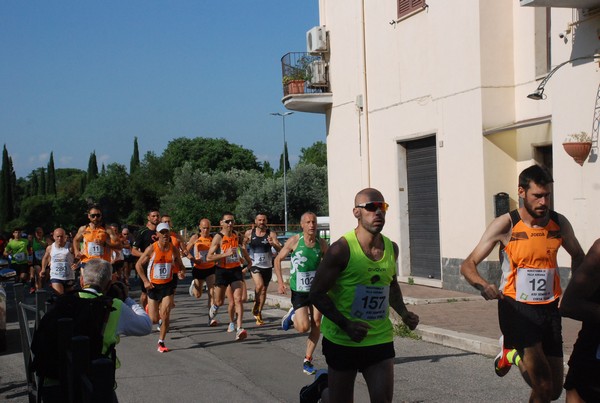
top-left (280, 0), bottom-right (600, 292)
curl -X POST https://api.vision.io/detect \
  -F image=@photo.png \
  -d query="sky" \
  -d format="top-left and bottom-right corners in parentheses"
top-left (1, 1), bottom-right (325, 179)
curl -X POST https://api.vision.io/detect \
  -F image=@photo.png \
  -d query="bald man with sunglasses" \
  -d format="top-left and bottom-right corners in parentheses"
top-left (310, 188), bottom-right (419, 403)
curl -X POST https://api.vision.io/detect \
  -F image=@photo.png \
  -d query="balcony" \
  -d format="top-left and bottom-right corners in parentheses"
top-left (280, 52), bottom-right (332, 114)
top-left (520, 0), bottom-right (600, 8)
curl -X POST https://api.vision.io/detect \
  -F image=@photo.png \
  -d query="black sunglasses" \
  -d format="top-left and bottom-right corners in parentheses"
top-left (89, 213), bottom-right (102, 218)
top-left (355, 202), bottom-right (389, 212)
top-left (223, 219), bottom-right (234, 224)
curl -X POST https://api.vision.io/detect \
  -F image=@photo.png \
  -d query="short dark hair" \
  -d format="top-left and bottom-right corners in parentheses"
top-left (519, 165), bottom-right (553, 190)
top-left (88, 204), bottom-right (102, 213)
top-left (222, 212), bottom-right (235, 220)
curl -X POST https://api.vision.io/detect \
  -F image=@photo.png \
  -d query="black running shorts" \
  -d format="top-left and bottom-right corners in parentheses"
top-left (498, 296), bottom-right (563, 357)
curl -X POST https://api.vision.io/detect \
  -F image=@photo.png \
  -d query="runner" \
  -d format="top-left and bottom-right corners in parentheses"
top-left (40, 227), bottom-right (75, 295)
top-left (3, 228), bottom-right (31, 285)
top-left (109, 223), bottom-right (125, 282)
top-left (120, 226), bottom-right (134, 288)
top-left (73, 205), bottom-right (122, 269)
top-left (310, 188), bottom-right (419, 402)
top-left (207, 212), bottom-right (252, 341)
top-left (135, 222), bottom-right (185, 353)
top-left (30, 227), bottom-right (47, 292)
top-left (275, 212), bottom-right (328, 375)
top-left (560, 238), bottom-right (600, 403)
top-left (132, 209), bottom-right (161, 309)
top-left (243, 213), bottom-right (282, 325)
top-left (186, 218), bottom-right (218, 326)
top-left (460, 165), bottom-right (585, 402)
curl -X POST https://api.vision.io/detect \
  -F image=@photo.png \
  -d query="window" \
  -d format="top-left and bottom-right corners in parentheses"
top-left (398, 0), bottom-right (426, 19)
top-left (534, 7), bottom-right (551, 77)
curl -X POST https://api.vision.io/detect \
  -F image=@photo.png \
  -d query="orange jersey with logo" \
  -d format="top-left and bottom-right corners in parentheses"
top-left (193, 236), bottom-right (215, 270)
top-left (81, 226), bottom-right (111, 263)
top-left (147, 242), bottom-right (176, 284)
top-left (218, 233), bottom-right (241, 269)
top-left (500, 210), bottom-right (563, 305)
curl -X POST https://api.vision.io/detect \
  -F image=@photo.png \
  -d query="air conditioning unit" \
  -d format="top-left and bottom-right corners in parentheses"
top-left (308, 60), bottom-right (328, 87)
top-left (306, 26), bottom-right (327, 54)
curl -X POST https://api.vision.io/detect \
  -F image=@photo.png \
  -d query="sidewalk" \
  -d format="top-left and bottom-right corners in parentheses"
top-left (260, 276), bottom-right (580, 360)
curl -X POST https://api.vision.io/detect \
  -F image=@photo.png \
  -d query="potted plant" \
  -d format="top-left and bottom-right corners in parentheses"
top-left (283, 55), bottom-right (312, 95)
top-left (563, 131), bottom-right (592, 166)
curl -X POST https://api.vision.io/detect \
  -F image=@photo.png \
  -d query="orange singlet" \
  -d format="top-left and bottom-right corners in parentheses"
top-left (500, 210), bottom-right (563, 305)
top-left (193, 236), bottom-right (216, 270)
top-left (218, 233), bottom-right (241, 269)
top-left (147, 242), bottom-right (176, 285)
top-left (81, 226), bottom-right (111, 263)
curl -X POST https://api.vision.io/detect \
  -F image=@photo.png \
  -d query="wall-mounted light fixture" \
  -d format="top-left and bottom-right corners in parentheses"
top-left (527, 54), bottom-right (598, 100)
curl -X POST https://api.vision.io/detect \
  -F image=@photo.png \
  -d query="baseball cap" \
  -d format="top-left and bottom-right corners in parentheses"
top-left (157, 223), bottom-right (170, 233)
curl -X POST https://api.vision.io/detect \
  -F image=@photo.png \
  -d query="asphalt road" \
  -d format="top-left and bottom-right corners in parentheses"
top-left (1, 278), bottom-right (567, 402)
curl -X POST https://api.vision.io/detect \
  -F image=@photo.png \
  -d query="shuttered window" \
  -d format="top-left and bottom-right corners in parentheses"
top-left (398, 0), bottom-right (426, 19)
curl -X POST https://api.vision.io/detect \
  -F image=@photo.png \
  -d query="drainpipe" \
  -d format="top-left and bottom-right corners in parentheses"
top-left (360, 0), bottom-right (371, 186)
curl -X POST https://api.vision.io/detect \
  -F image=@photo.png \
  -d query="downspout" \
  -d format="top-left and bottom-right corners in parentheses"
top-left (361, 0), bottom-right (371, 186)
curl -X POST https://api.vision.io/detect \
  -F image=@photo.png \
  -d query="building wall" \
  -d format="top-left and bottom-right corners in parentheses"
top-left (318, 0), bottom-right (600, 292)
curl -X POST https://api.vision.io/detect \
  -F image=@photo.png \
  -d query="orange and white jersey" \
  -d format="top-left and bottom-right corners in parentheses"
top-left (500, 210), bottom-right (563, 304)
top-left (192, 236), bottom-right (215, 270)
top-left (218, 233), bottom-right (241, 269)
top-left (81, 226), bottom-right (111, 263)
top-left (147, 242), bottom-right (176, 285)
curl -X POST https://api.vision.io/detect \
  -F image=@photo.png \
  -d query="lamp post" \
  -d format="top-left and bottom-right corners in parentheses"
top-left (270, 112), bottom-right (293, 233)
top-left (527, 54), bottom-right (597, 100)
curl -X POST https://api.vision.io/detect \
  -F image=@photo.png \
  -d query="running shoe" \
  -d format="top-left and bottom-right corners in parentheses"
top-left (157, 341), bottom-right (169, 353)
top-left (255, 312), bottom-right (264, 326)
top-left (303, 359), bottom-right (316, 375)
top-left (227, 322), bottom-right (236, 333)
top-left (235, 327), bottom-right (247, 341)
top-left (299, 369), bottom-right (328, 403)
top-left (494, 335), bottom-right (516, 377)
top-left (209, 317), bottom-right (218, 327)
top-left (209, 304), bottom-right (219, 321)
top-left (29, 287), bottom-right (36, 294)
top-left (189, 281), bottom-right (195, 297)
top-left (281, 307), bottom-right (295, 331)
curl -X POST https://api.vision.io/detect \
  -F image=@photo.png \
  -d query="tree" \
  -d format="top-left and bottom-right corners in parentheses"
top-left (278, 142), bottom-right (291, 175)
top-left (298, 141), bottom-right (327, 167)
top-left (161, 137), bottom-right (261, 174)
top-left (39, 168), bottom-right (47, 196)
top-left (47, 152), bottom-right (57, 195)
top-left (84, 163), bottom-right (132, 225)
top-left (262, 161), bottom-right (274, 178)
top-left (130, 136), bottom-right (140, 174)
top-left (87, 151), bottom-right (98, 184)
top-left (29, 171), bottom-right (39, 197)
top-left (0, 145), bottom-right (15, 228)
top-left (286, 164), bottom-right (329, 219)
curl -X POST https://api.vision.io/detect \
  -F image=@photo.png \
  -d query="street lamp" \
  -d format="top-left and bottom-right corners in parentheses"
top-left (270, 111), bottom-right (294, 233)
top-left (527, 54), bottom-right (597, 100)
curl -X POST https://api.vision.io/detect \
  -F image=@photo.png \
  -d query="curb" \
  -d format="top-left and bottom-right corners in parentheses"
top-left (256, 290), bottom-right (498, 357)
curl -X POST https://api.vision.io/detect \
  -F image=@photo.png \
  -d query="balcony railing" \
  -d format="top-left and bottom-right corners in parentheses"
top-left (280, 52), bottom-right (330, 96)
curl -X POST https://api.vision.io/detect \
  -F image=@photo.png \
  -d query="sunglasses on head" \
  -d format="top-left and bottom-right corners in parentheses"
top-left (223, 219), bottom-right (234, 224)
top-left (355, 202), bottom-right (389, 212)
top-left (89, 213), bottom-right (102, 218)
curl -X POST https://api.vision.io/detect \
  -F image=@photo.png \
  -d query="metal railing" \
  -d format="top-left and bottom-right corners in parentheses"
top-left (14, 285), bottom-right (117, 402)
top-left (281, 52), bottom-right (330, 96)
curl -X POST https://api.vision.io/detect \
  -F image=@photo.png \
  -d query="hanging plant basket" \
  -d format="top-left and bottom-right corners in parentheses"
top-left (563, 142), bottom-right (592, 166)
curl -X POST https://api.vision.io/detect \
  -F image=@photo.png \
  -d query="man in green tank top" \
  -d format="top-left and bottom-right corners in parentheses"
top-left (275, 212), bottom-right (329, 375)
top-left (310, 188), bottom-right (419, 403)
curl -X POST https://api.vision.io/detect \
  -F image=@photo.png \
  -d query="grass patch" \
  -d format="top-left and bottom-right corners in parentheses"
top-left (393, 322), bottom-right (421, 340)
top-left (407, 277), bottom-right (415, 285)
top-left (446, 298), bottom-right (458, 303)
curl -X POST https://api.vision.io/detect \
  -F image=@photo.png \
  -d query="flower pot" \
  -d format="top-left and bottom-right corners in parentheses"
top-left (287, 80), bottom-right (305, 95)
top-left (563, 142), bottom-right (592, 166)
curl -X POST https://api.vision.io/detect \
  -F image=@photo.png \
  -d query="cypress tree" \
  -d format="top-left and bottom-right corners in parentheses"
top-left (47, 152), bottom-right (57, 195)
top-left (87, 151), bottom-right (98, 184)
top-left (130, 136), bottom-right (140, 174)
top-left (39, 168), bottom-right (47, 195)
top-left (0, 145), bottom-right (14, 226)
